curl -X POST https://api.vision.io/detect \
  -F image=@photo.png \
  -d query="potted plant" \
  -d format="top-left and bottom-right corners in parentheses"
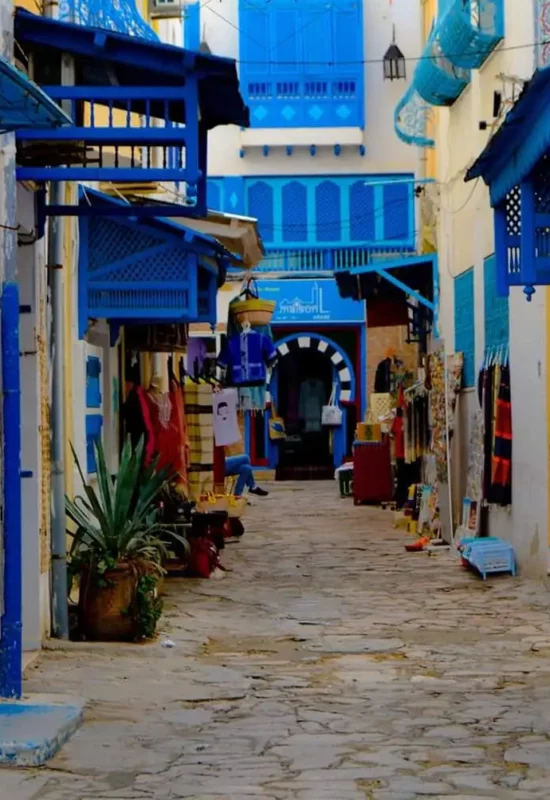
top-left (66, 436), bottom-right (186, 641)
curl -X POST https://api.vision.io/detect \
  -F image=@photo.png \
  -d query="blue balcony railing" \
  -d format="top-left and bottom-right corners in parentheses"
top-left (59, 0), bottom-right (157, 40)
top-left (438, 0), bottom-right (504, 70)
top-left (253, 245), bottom-right (416, 274)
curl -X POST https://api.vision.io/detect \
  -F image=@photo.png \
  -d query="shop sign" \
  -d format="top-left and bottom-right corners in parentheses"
top-left (259, 279), bottom-right (366, 324)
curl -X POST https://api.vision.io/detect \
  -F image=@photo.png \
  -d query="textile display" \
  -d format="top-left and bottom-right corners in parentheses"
top-left (213, 388), bottom-right (240, 447)
top-left (403, 393), bottom-right (429, 464)
top-left (429, 349), bottom-right (463, 483)
top-left (466, 410), bottom-right (484, 502)
top-left (185, 382), bottom-right (214, 499)
top-left (299, 378), bottom-right (325, 432)
top-left (218, 329), bottom-right (277, 387)
top-left (478, 362), bottom-right (512, 506)
top-left (123, 382), bottom-right (189, 487)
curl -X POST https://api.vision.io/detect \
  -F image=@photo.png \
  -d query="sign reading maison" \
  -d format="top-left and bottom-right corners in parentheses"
top-left (259, 279), bottom-right (365, 324)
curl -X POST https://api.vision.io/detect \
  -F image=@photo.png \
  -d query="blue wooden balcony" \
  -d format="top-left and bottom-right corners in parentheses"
top-left (252, 245), bottom-right (416, 275)
top-left (438, 0), bottom-right (504, 70)
top-left (414, 24), bottom-right (470, 106)
top-left (17, 86), bottom-right (195, 185)
top-left (14, 9), bottom-right (249, 217)
top-left (394, 86), bottom-right (434, 148)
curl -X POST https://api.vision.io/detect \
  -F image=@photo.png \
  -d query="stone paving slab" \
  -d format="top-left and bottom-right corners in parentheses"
top-left (3, 483), bottom-right (550, 797)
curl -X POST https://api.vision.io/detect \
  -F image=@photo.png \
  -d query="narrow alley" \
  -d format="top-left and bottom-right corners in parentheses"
top-left (5, 484), bottom-right (550, 799)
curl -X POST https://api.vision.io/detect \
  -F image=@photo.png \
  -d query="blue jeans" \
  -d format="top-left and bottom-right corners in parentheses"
top-left (225, 454), bottom-right (255, 496)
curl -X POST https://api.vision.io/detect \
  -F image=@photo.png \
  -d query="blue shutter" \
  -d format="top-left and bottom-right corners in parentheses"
top-left (86, 356), bottom-right (102, 408)
top-left (383, 183), bottom-right (410, 241)
top-left (316, 181), bottom-right (341, 243)
top-left (454, 269), bottom-right (475, 388)
top-left (282, 181), bottom-right (308, 243)
top-left (350, 181), bottom-right (375, 242)
top-left (184, 2), bottom-right (200, 51)
top-left (207, 179), bottom-right (221, 212)
top-left (240, 0), bottom-right (271, 125)
top-left (484, 254), bottom-right (509, 351)
top-left (248, 181), bottom-right (275, 243)
top-left (86, 414), bottom-right (103, 474)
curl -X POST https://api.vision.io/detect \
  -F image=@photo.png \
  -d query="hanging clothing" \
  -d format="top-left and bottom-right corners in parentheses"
top-left (185, 381), bottom-right (214, 499)
top-left (374, 358), bottom-right (392, 393)
top-left (213, 388), bottom-right (241, 447)
top-left (299, 378), bottom-right (325, 433)
top-left (489, 364), bottom-right (512, 506)
top-left (391, 414), bottom-right (405, 460)
top-left (218, 330), bottom-right (277, 387)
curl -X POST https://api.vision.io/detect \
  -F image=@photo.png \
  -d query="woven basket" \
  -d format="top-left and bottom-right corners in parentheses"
top-left (230, 298), bottom-right (276, 327)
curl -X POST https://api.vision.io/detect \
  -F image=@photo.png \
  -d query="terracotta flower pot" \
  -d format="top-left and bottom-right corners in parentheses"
top-left (79, 563), bottom-right (138, 642)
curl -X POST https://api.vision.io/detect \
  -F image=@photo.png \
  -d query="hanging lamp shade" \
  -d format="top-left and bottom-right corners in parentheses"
top-left (383, 42), bottom-right (406, 80)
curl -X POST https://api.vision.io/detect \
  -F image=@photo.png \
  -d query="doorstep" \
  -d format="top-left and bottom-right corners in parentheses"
top-left (0, 694), bottom-right (85, 766)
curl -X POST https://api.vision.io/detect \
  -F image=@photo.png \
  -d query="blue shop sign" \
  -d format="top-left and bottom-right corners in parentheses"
top-left (260, 279), bottom-right (365, 325)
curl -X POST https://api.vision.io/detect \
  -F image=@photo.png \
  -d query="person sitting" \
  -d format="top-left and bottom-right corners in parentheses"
top-left (225, 453), bottom-right (269, 497)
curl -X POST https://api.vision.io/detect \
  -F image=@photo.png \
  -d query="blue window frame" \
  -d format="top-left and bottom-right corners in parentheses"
top-left (86, 356), bottom-right (102, 409)
top-left (483, 253), bottom-right (509, 351)
top-left (85, 414), bottom-right (103, 474)
top-left (240, 174), bottom-right (414, 249)
top-left (454, 268), bottom-right (475, 388)
top-left (239, 0), bottom-right (364, 128)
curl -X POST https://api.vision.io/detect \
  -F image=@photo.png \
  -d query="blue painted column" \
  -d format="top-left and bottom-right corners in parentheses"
top-left (0, 283), bottom-right (22, 699)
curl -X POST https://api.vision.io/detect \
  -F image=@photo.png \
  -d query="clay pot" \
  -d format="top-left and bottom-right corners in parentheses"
top-left (79, 563), bottom-right (137, 642)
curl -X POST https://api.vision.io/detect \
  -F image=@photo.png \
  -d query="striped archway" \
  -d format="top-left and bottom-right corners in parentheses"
top-left (266, 332), bottom-right (356, 404)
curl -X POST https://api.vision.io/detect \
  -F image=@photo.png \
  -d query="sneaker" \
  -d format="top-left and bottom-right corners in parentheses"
top-left (249, 486), bottom-right (269, 497)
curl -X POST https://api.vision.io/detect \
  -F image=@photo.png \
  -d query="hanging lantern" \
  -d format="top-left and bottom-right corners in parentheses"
top-left (383, 26), bottom-right (406, 81)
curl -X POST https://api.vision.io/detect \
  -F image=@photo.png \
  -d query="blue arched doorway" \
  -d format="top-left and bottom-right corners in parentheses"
top-left (266, 332), bottom-right (357, 474)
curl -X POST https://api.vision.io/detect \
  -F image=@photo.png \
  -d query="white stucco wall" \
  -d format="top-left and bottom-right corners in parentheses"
top-left (177, 0), bottom-right (422, 179)
top-left (437, 0), bottom-right (548, 575)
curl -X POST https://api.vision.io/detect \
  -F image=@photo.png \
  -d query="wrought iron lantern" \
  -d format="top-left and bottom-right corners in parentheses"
top-left (383, 27), bottom-right (406, 81)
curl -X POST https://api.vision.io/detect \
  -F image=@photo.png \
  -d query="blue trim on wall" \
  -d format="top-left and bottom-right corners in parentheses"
top-left (214, 174), bottom-right (416, 250)
top-left (184, 2), bottom-right (200, 51)
top-left (454, 268), bottom-right (475, 387)
top-left (483, 253), bottom-right (509, 352)
top-left (239, 0), bottom-right (364, 129)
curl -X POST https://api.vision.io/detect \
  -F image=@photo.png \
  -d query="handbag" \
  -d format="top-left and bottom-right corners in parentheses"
top-left (322, 384), bottom-right (343, 427)
top-left (268, 404), bottom-right (286, 440)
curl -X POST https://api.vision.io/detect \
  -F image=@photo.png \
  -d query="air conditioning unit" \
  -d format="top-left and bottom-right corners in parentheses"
top-left (149, 0), bottom-right (184, 18)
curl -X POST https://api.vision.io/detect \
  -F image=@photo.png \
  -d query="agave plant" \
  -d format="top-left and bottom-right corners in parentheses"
top-left (66, 436), bottom-right (185, 582)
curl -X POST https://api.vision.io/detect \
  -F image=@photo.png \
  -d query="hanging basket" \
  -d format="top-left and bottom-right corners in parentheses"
top-left (230, 277), bottom-right (276, 327)
top-left (230, 298), bottom-right (276, 327)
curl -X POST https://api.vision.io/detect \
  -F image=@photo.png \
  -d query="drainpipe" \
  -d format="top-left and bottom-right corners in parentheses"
top-left (48, 181), bottom-right (69, 639)
top-left (0, 0), bottom-right (22, 697)
top-left (45, 0), bottom-right (69, 639)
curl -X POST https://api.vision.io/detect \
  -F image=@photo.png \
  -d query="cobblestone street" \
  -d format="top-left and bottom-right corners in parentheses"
top-left (5, 483), bottom-right (550, 798)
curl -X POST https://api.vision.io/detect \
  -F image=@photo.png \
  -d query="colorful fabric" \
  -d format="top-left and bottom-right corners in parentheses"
top-left (489, 364), bottom-right (512, 506)
top-left (218, 331), bottom-right (277, 387)
top-left (185, 381), bottom-right (214, 499)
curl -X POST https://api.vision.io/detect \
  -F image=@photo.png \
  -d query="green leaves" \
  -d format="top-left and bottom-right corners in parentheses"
top-left (66, 436), bottom-right (178, 579)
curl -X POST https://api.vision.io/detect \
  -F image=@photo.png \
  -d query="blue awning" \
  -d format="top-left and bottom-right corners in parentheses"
top-left (77, 188), bottom-right (235, 336)
top-left (14, 8), bottom-right (249, 130)
top-left (465, 66), bottom-right (550, 205)
top-left (0, 54), bottom-right (71, 132)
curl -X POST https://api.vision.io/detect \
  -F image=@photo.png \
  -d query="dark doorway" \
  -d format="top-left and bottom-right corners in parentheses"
top-left (275, 347), bottom-right (334, 480)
